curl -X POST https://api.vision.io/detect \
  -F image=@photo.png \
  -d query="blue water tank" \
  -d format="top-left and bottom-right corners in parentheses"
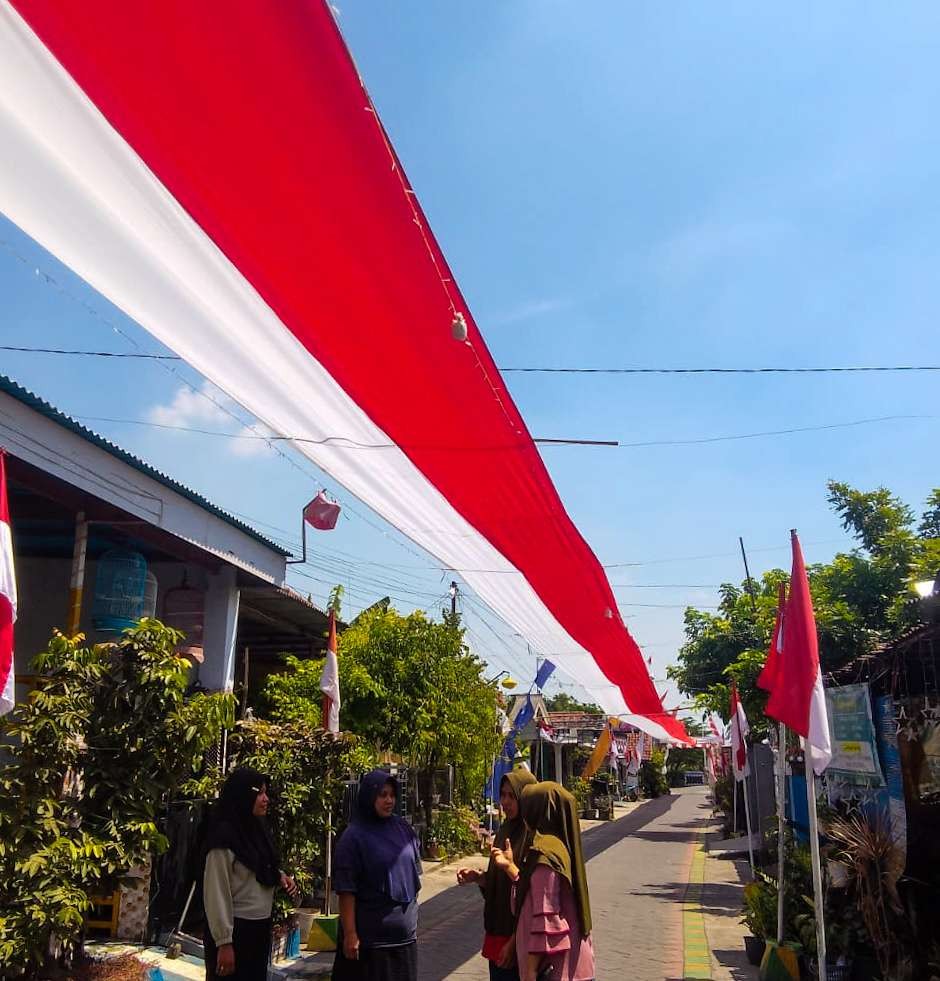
top-left (92, 548), bottom-right (149, 633)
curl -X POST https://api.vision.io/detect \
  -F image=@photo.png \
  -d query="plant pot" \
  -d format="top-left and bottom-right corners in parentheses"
top-left (306, 913), bottom-right (339, 951)
top-left (744, 935), bottom-right (766, 966)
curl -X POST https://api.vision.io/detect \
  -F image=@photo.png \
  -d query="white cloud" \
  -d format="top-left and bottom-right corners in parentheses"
top-left (147, 381), bottom-right (275, 457)
top-left (147, 380), bottom-right (231, 428)
top-left (489, 295), bottom-right (568, 327)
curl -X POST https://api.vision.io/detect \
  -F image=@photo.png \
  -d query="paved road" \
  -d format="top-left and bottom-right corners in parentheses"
top-left (417, 788), bottom-right (742, 981)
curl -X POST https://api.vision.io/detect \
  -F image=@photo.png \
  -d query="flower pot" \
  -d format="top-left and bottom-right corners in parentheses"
top-left (743, 935), bottom-right (766, 966)
top-left (744, 935), bottom-right (766, 966)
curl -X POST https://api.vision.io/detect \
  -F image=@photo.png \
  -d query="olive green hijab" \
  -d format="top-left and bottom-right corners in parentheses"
top-left (482, 768), bottom-right (537, 935)
top-left (517, 781), bottom-right (592, 935)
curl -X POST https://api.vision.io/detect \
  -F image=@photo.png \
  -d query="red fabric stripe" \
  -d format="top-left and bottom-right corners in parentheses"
top-left (12, 1), bottom-right (669, 721)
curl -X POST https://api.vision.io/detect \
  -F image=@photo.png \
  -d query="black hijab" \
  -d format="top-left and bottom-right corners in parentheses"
top-left (206, 767), bottom-right (280, 888)
top-left (483, 768), bottom-right (537, 935)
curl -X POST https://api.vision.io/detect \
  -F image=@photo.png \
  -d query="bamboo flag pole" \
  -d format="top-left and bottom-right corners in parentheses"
top-left (806, 763), bottom-right (827, 981)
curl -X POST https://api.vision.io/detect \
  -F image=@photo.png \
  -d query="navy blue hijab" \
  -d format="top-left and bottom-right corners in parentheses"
top-left (335, 770), bottom-right (421, 904)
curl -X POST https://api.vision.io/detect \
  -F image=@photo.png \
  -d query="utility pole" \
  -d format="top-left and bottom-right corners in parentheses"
top-left (450, 580), bottom-right (458, 617)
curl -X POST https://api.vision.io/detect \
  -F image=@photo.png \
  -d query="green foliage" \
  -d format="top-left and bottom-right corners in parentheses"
top-left (426, 805), bottom-right (479, 859)
top-left (226, 719), bottom-right (352, 918)
top-left (334, 608), bottom-right (503, 811)
top-left (544, 692), bottom-right (602, 713)
top-left (742, 872), bottom-right (777, 939)
top-left (666, 747), bottom-right (705, 786)
top-left (639, 748), bottom-right (670, 798)
top-left (0, 622), bottom-right (233, 974)
top-left (568, 777), bottom-right (591, 810)
top-left (669, 481), bottom-right (940, 731)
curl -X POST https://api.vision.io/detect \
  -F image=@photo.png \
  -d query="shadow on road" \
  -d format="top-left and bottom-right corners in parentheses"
top-left (416, 795), bottom-right (679, 981)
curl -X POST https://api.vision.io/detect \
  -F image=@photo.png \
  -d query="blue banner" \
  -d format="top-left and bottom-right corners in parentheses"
top-left (534, 659), bottom-right (556, 690)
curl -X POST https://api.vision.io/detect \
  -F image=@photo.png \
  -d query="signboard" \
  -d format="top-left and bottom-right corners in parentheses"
top-left (825, 683), bottom-right (885, 786)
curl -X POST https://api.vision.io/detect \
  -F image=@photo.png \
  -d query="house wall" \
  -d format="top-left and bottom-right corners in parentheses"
top-left (13, 554), bottom-right (239, 699)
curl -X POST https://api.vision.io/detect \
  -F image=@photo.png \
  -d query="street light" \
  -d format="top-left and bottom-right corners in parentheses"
top-left (486, 669), bottom-right (519, 690)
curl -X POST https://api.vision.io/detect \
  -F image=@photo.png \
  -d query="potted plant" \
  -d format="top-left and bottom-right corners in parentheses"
top-left (741, 872), bottom-right (777, 965)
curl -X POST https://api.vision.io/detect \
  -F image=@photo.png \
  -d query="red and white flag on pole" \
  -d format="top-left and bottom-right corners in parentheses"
top-left (730, 681), bottom-right (750, 781)
top-left (758, 581), bottom-right (787, 694)
top-left (764, 532), bottom-right (832, 776)
top-left (0, 451), bottom-right (16, 716)
top-left (320, 608), bottom-right (341, 733)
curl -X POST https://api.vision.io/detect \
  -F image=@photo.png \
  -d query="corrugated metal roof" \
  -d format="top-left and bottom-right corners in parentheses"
top-left (0, 373), bottom-right (291, 556)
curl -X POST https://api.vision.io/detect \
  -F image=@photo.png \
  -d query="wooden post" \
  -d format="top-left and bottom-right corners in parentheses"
top-left (66, 511), bottom-right (88, 635)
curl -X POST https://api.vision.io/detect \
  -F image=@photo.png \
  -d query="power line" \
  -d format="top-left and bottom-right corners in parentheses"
top-left (6, 344), bottom-right (940, 376)
top-left (72, 412), bottom-right (939, 453)
top-left (502, 364), bottom-right (940, 375)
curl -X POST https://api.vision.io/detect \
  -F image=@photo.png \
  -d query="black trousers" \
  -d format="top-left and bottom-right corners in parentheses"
top-left (331, 941), bottom-right (418, 981)
top-left (204, 917), bottom-right (272, 981)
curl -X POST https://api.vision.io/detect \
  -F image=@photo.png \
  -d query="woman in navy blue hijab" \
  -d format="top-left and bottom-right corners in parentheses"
top-left (332, 770), bottom-right (422, 981)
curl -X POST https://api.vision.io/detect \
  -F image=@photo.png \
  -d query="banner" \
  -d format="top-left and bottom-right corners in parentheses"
top-left (825, 683), bottom-right (884, 786)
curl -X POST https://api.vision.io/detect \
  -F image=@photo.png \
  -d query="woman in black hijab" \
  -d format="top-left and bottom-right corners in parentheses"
top-left (203, 767), bottom-right (297, 980)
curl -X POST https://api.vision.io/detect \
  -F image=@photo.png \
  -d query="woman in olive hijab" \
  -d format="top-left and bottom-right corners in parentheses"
top-left (491, 781), bottom-right (595, 981)
top-left (457, 768), bottom-right (537, 980)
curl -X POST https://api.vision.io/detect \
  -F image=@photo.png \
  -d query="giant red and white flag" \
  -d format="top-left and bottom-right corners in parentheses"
top-left (0, 450), bottom-right (16, 716)
top-left (320, 609), bottom-right (341, 734)
top-left (0, 0), bottom-right (689, 746)
top-left (729, 681), bottom-right (749, 782)
top-left (765, 532), bottom-right (832, 775)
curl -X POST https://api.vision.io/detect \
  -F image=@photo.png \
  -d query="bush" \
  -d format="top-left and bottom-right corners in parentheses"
top-left (427, 805), bottom-right (478, 860)
top-left (0, 623), bottom-right (233, 976)
top-left (639, 749), bottom-right (670, 798)
top-left (568, 777), bottom-right (591, 810)
top-left (226, 718), bottom-right (354, 917)
top-left (742, 872), bottom-right (777, 939)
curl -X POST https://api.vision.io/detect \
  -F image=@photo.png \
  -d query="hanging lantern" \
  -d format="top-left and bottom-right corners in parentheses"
top-left (92, 548), bottom-right (148, 632)
top-left (163, 572), bottom-right (205, 658)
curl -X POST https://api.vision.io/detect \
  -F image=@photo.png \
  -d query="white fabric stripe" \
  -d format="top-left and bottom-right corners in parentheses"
top-left (805, 667), bottom-right (832, 776)
top-left (618, 714), bottom-right (683, 744)
top-left (0, 521), bottom-right (15, 617)
top-left (0, 519), bottom-right (15, 715)
top-left (0, 3), bottom-right (632, 716)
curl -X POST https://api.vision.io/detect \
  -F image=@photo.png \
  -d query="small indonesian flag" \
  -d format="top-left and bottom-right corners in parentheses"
top-left (730, 681), bottom-right (749, 781)
top-left (0, 451), bottom-right (16, 716)
top-left (764, 532), bottom-right (832, 776)
top-left (320, 608), bottom-right (341, 733)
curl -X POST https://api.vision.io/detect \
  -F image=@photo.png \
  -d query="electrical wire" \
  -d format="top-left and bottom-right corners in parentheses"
top-left (71, 412), bottom-right (940, 453)
top-left (6, 343), bottom-right (940, 376)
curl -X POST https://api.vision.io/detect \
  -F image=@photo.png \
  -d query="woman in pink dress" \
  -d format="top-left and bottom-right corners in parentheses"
top-left (491, 781), bottom-right (595, 981)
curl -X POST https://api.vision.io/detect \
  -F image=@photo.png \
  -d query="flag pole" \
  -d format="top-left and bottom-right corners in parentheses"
top-left (806, 760), bottom-right (827, 981)
top-left (741, 771), bottom-right (755, 876)
top-left (733, 777), bottom-right (738, 834)
top-left (324, 811), bottom-right (333, 915)
top-left (776, 721), bottom-right (787, 943)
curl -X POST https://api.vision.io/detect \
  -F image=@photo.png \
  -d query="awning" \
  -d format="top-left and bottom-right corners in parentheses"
top-left (0, 1), bottom-right (689, 743)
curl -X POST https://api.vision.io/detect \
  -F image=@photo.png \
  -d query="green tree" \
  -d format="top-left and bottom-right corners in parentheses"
top-left (0, 622), bottom-right (233, 975)
top-left (668, 481), bottom-right (940, 732)
top-left (544, 692), bottom-right (602, 713)
top-left (339, 608), bottom-right (503, 827)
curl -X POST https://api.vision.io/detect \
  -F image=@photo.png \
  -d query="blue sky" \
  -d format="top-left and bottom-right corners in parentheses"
top-left (2, 2), bottom-right (940, 716)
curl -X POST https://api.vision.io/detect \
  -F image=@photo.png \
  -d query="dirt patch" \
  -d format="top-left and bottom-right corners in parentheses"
top-left (69, 953), bottom-right (149, 981)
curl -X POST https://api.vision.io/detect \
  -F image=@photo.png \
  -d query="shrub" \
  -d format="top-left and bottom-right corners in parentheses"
top-left (427, 805), bottom-right (478, 860)
top-left (0, 623), bottom-right (233, 976)
top-left (639, 749), bottom-right (670, 798)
